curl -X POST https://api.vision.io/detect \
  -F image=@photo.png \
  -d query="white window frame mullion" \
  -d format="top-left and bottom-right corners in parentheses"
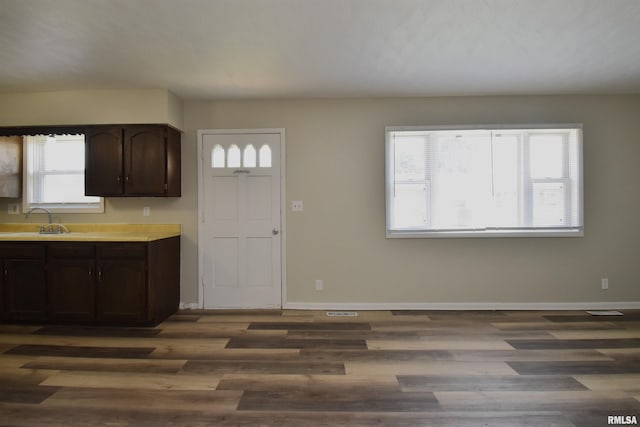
top-left (424, 134), bottom-right (433, 229)
top-left (385, 134), bottom-right (396, 232)
top-left (516, 132), bottom-right (525, 229)
top-left (561, 133), bottom-right (573, 226)
top-left (28, 137), bottom-right (47, 207)
top-left (522, 131), bottom-right (533, 228)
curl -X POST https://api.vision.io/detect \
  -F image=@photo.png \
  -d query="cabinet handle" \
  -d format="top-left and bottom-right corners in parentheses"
top-left (98, 268), bottom-right (103, 281)
top-left (125, 176), bottom-right (130, 183)
top-left (116, 176), bottom-right (121, 183)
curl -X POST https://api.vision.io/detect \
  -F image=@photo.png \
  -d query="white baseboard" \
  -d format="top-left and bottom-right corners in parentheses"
top-left (180, 300), bottom-right (640, 311)
top-left (283, 301), bottom-right (640, 311)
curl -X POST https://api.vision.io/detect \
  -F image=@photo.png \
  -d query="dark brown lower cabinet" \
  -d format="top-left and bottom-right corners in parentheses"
top-left (0, 237), bottom-right (179, 325)
top-left (1, 244), bottom-right (46, 321)
top-left (96, 244), bottom-right (147, 322)
top-left (47, 243), bottom-right (96, 321)
top-left (4, 258), bottom-right (47, 321)
top-left (96, 259), bottom-right (147, 321)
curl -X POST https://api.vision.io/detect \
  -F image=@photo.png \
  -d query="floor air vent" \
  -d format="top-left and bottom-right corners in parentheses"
top-left (326, 311), bottom-right (358, 317)
top-left (586, 310), bottom-right (623, 316)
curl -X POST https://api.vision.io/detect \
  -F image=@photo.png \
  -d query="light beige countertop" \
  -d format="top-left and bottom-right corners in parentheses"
top-left (0, 223), bottom-right (181, 242)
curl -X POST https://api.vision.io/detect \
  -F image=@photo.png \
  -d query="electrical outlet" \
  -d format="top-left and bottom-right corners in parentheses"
top-left (601, 278), bottom-right (609, 290)
top-left (143, 206), bottom-right (151, 217)
top-left (7, 204), bottom-right (19, 215)
top-left (315, 279), bottom-right (323, 291)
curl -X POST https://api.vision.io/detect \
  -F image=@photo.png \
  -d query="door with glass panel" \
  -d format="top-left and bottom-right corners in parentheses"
top-left (200, 131), bottom-right (282, 308)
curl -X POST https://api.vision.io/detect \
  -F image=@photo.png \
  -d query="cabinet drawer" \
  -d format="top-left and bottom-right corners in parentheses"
top-left (0, 243), bottom-right (45, 259)
top-left (98, 243), bottom-right (146, 259)
top-left (48, 243), bottom-right (95, 258)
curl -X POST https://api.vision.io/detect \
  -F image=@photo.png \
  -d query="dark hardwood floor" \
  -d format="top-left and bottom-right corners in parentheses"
top-left (1, 309), bottom-right (639, 426)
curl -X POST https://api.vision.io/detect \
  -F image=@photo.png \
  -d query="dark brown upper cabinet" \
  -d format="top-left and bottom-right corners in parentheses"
top-left (0, 136), bottom-right (22, 198)
top-left (85, 125), bottom-right (181, 197)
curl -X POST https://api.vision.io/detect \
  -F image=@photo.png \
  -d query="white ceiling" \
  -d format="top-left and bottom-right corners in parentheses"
top-left (1, 0), bottom-right (639, 99)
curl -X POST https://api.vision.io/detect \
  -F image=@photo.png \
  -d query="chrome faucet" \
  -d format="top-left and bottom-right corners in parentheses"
top-left (25, 207), bottom-right (67, 234)
top-left (25, 207), bottom-right (53, 225)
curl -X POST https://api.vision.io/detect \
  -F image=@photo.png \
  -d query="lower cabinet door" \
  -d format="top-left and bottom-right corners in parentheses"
top-left (48, 259), bottom-right (96, 321)
top-left (4, 259), bottom-right (47, 321)
top-left (96, 259), bottom-right (147, 322)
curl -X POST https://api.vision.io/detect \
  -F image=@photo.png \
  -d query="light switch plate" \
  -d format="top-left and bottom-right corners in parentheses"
top-left (291, 200), bottom-right (304, 211)
top-left (7, 204), bottom-right (19, 215)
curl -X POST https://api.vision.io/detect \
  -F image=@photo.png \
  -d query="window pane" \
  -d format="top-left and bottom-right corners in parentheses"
top-left (431, 133), bottom-right (491, 229)
top-left (259, 144), bottom-right (272, 167)
top-left (228, 145), bottom-right (241, 168)
top-left (243, 144), bottom-right (257, 167)
top-left (43, 135), bottom-right (84, 171)
top-left (393, 183), bottom-right (428, 228)
top-left (532, 182), bottom-right (565, 227)
top-left (490, 135), bottom-right (520, 227)
top-left (394, 136), bottom-right (425, 181)
top-left (530, 134), bottom-right (564, 179)
top-left (212, 145), bottom-right (225, 168)
top-left (42, 175), bottom-right (99, 204)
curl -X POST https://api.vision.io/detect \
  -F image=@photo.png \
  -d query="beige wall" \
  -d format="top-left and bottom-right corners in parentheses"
top-left (0, 89), bottom-right (184, 130)
top-left (1, 92), bottom-right (639, 307)
top-left (185, 95), bottom-right (640, 307)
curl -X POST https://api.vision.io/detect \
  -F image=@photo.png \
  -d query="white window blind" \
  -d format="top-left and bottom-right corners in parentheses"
top-left (24, 134), bottom-right (104, 213)
top-left (386, 125), bottom-right (583, 238)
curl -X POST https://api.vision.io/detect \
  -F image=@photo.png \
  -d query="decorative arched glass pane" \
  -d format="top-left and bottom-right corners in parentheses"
top-left (227, 144), bottom-right (241, 168)
top-left (243, 144), bottom-right (257, 167)
top-left (211, 144), bottom-right (225, 168)
top-left (259, 144), bottom-right (272, 167)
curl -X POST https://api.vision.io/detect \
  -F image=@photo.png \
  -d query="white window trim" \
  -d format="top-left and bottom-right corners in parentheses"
top-left (22, 136), bottom-right (104, 214)
top-left (385, 124), bottom-right (584, 238)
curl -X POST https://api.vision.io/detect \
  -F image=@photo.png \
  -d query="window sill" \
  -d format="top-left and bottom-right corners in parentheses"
top-left (386, 228), bottom-right (584, 238)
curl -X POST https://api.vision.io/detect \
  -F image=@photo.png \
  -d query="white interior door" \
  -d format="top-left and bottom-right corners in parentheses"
top-left (200, 131), bottom-right (282, 308)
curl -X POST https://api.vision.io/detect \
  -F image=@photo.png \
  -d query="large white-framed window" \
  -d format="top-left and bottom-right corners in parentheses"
top-left (23, 134), bottom-right (104, 213)
top-left (386, 124), bottom-right (583, 238)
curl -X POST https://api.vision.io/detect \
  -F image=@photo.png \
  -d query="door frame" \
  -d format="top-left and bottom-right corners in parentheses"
top-left (196, 128), bottom-right (286, 309)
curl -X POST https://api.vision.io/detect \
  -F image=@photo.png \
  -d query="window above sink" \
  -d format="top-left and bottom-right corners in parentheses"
top-left (23, 134), bottom-right (104, 213)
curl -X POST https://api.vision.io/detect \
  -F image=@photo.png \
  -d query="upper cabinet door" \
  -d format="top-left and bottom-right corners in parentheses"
top-left (84, 124), bottom-right (180, 197)
top-left (124, 126), bottom-right (167, 195)
top-left (85, 127), bottom-right (124, 196)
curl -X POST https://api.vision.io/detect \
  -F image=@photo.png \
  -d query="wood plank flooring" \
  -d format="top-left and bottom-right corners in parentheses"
top-left (1, 309), bottom-right (639, 426)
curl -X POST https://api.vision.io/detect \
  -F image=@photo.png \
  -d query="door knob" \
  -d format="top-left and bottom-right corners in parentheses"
top-left (272, 228), bottom-right (280, 235)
